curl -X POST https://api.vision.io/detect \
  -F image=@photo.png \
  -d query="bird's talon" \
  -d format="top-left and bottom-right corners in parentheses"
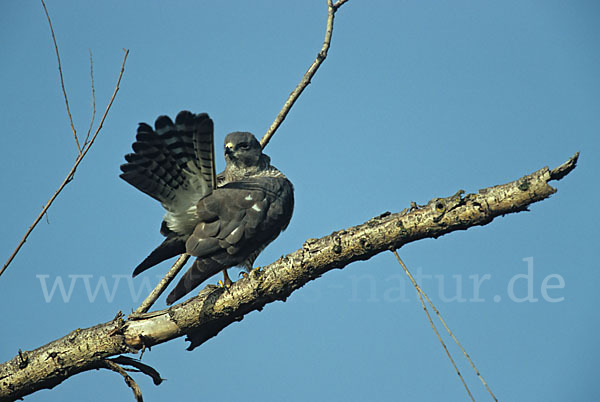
top-left (222, 269), bottom-right (233, 288)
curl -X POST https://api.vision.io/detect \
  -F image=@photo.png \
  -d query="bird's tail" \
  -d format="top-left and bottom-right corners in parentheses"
top-left (166, 257), bottom-right (224, 304)
top-left (132, 235), bottom-right (186, 277)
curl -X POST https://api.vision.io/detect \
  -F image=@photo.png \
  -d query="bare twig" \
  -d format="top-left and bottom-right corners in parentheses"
top-left (133, 254), bottom-right (190, 315)
top-left (84, 49), bottom-right (97, 148)
top-left (41, 0), bottom-right (81, 154)
top-left (333, 0), bottom-right (350, 10)
top-left (393, 251), bottom-right (499, 402)
top-left (0, 49), bottom-right (129, 279)
top-left (260, 0), bottom-right (349, 149)
top-left (96, 360), bottom-right (144, 402)
top-left (108, 356), bottom-right (163, 385)
top-left (393, 251), bottom-right (475, 402)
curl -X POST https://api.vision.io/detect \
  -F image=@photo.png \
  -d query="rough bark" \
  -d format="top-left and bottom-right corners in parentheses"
top-left (0, 153), bottom-right (578, 401)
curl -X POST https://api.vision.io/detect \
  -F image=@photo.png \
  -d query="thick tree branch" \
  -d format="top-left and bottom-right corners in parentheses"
top-left (0, 153), bottom-right (578, 401)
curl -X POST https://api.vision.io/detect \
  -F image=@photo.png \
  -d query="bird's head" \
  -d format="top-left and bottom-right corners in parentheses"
top-left (224, 132), bottom-right (263, 168)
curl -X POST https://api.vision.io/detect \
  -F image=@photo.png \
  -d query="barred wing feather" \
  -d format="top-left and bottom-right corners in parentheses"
top-left (120, 111), bottom-right (216, 235)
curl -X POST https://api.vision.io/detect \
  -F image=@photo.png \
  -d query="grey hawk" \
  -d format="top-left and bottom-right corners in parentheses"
top-left (120, 111), bottom-right (294, 304)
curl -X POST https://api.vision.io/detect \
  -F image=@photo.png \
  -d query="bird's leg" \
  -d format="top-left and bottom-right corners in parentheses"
top-left (218, 269), bottom-right (233, 288)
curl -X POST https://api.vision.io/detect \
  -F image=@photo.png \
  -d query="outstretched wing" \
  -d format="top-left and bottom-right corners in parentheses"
top-left (120, 111), bottom-right (216, 234)
top-left (166, 177), bottom-right (294, 304)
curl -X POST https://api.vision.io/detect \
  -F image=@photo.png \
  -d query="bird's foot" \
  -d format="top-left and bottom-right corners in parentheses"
top-left (218, 269), bottom-right (233, 289)
top-left (240, 267), bottom-right (262, 279)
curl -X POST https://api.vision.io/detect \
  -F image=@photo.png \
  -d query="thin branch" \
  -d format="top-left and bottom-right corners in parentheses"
top-left (393, 251), bottom-right (475, 402)
top-left (260, 0), bottom-right (349, 149)
top-left (133, 254), bottom-right (190, 315)
top-left (333, 0), bottom-right (350, 10)
top-left (0, 154), bottom-right (579, 400)
top-left (95, 360), bottom-right (144, 402)
top-left (108, 356), bottom-right (163, 386)
top-left (41, 0), bottom-right (80, 154)
top-left (83, 49), bottom-right (97, 148)
top-left (393, 251), bottom-right (499, 401)
top-left (80, 50), bottom-right (129, 155)
top-left (0, 49), bottom-right (129, 279)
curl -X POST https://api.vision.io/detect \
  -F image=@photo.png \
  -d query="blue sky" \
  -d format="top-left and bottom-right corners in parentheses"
top-left (1, 1), bottom-right (599, 401)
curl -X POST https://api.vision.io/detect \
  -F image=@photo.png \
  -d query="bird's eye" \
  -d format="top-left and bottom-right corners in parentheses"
top-left (238, 142), bottom-right (250, 150)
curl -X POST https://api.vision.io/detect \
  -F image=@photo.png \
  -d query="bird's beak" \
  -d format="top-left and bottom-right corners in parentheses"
top-left (225, 143), bottom-right (234, 156)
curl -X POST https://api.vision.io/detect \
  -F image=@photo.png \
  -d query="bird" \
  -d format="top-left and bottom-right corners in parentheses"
top-left (120, 111), bottom-right (294, 305)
